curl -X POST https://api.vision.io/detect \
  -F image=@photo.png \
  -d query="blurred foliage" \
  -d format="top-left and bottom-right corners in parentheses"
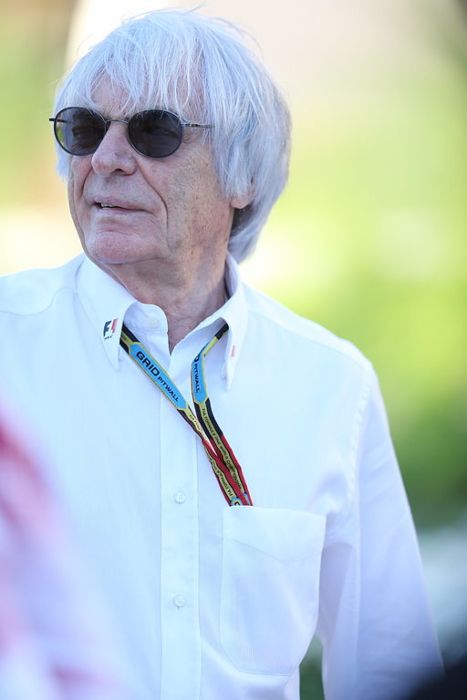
top-left (258, 57), bottom-right (467, 528)
top-left (300, 640), bottom-right (324, 700)
top-left (0, 34), bottom-right (52, 204)
top-left (0, 1), bottom-right (465, 534)
top-left (0, 3), bottom-right (71, 206)
top-left (301, 659), bottom-right (324, 700)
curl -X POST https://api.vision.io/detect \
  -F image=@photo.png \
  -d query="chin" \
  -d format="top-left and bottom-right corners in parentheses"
top-left (83, 231), bottom-right (148, 266)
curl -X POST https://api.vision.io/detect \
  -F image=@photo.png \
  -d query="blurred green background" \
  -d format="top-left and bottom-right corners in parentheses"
top-left (1, 1), bottom-right (466, 697)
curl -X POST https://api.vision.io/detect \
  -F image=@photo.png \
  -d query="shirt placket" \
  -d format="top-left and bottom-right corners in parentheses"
top-left (159, 351), bottom-right (201, 700)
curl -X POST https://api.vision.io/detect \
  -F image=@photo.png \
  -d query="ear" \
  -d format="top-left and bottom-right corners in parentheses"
top-left (230, 196), bottom-right (250, 210)
top-left (230, 190), bottom-right (253, 209)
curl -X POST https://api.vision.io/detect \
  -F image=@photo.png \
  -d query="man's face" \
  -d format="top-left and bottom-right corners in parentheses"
top-left (67, 81), bottom-right (240, 277)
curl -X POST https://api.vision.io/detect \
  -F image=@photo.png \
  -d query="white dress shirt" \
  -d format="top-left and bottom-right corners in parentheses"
top-left (0, 254), bottom-right (442, 700)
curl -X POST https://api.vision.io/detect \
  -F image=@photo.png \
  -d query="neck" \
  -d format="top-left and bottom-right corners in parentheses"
top-left (159, 274), bottom-right (227, 351)
top-left (101, 255), bottom-right (228, 351)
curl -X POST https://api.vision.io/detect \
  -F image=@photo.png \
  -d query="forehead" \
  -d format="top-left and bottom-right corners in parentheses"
top-left (71, 71), bottom-right (203, 123)
top-left (90, 79), bottom-right (132, 118)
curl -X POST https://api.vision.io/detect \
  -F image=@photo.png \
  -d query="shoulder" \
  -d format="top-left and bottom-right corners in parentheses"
top-left (243, 283), bottom-right (373, 376)
top-left (0, 256), bottom-right (84, 317)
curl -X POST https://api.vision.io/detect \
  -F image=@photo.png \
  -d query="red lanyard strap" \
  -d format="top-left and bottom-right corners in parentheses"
top-left (120, 323), bottom-right (252, 506)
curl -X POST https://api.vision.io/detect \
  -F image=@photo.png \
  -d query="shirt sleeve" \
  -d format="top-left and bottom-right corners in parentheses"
top-left (316, 368), bottom-right (444, 700)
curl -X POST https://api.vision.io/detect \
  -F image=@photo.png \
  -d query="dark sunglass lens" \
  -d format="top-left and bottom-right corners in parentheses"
top-left (128, 110), bottom-right (182, 158)
top-left (54, 108), bottom-right (105, 156)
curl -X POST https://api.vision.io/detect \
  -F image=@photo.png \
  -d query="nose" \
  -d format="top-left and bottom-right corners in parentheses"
top-left (90, 122), bottom-right (137, 176)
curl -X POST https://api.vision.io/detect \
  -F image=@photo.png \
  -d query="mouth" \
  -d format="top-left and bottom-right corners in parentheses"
top-left (98, 202), bottom-right (118, 209)
top-left (94, 200), bottom-right (138, 212)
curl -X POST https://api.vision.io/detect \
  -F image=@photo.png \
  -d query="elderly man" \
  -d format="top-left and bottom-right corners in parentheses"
top-left (0, 9), bottom-right (442, 700)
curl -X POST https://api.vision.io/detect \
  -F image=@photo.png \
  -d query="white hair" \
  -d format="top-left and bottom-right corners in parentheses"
top-left (53, 8), bottom-right (291, 261)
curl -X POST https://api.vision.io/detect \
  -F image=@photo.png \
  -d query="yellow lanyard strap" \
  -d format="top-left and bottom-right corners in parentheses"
top-left (120, 323), bottom-right (252, 506)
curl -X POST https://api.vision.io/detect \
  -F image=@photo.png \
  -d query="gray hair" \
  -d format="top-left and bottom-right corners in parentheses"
top-left (53, 9), bottom-right (291, 261)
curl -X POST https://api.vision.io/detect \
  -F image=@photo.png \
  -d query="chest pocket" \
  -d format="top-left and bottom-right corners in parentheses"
top-left (220, 507), bottom-right (325, 676)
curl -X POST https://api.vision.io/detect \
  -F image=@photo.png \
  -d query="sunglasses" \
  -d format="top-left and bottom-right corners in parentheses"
top-left (49, 107), bottom-right (212, 159)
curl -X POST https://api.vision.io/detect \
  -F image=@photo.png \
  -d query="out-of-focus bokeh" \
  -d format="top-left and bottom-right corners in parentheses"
top-left (1, 0), bottom-right (466, 696)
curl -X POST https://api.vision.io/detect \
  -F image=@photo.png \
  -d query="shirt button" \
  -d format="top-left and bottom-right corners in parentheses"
top-left (174, 491), bottom-right (186, 504)
top-left (173, 594), bottom-right (186, 608)
top-left (149, 317), bottom-right (161, 330)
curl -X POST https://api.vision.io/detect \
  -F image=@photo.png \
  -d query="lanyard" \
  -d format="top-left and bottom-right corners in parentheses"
top-left (120, 323), bottom-right (253, 506)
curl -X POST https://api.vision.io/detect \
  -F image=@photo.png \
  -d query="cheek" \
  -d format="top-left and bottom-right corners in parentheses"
top-left (181, 162), bottom-right (227, 215)
top-left (67, 162), bottom-right (88, 235)
top-left (67, 173), bottom-right (77, 219)
top-left (67, 172), bottom-right (79, 223)
top-left (69, 159), bottom-right (85, 195)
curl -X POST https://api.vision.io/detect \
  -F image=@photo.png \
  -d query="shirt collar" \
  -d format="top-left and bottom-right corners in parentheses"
top-left (192, 254), bottom-right (248, 390)
top-left (77, 256), bottom-right (136, 370)
top-left (76, 254), bottom-right (248, 388)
